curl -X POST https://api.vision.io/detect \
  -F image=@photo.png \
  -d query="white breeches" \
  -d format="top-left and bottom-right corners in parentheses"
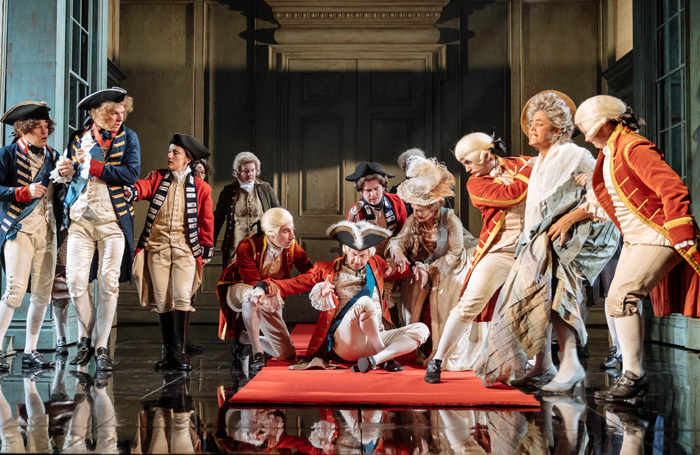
top-left (332, 298), bottom-right (429, 362)
top-left (66, 218), bottom-right (124, 303)
top-left (1, 225), bottom-right (56, 308)
top-left (450, 251), bottom-right (514, 322)
top-left (66, 218), bottom-right (125, 348)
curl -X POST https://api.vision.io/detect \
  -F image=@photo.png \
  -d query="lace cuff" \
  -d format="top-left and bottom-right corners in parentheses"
top-left (578, 188), bottom-right (609, 222)
top-left (50, 157), bottom-right (73, 184)
top-left (309, 282), bottom-right (336, 311)
top-left (243, 287), bottom-right (284, 312)
top-left (309, 420), bottom-right (335, 450)
top-left (674, 240), bottom-right (697, 250)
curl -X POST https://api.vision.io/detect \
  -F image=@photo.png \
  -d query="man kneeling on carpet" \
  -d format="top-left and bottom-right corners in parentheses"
top-left (217, 207), bottom-right (313, 373)
top-left (258, 220), bottom-right (429, 373)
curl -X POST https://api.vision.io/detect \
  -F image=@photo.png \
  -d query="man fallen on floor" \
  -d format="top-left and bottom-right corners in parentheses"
top-left (254, 220), bottom-right (429, 373)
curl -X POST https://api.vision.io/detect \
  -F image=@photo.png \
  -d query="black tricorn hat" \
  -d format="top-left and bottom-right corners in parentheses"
top-left (326, 220), bottom-right (393, 251)
top-left (170, 133), bottom-right (211, 161)
top-left (345, 161), bottom-right (395, 182)
top-left (77, 87), bottom-right (127, 110)
top-left (0, 101), bottom-right (52, 125)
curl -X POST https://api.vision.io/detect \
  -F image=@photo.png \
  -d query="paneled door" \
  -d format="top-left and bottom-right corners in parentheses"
top-left (281, 57), bottom-right (430, 323)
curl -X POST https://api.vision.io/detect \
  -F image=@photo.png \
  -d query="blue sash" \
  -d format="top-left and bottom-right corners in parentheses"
top-left (6, 149), bottom-right (54, 241)
top-left (327, 263), bottom-right (376, 351)
top-left (65, 142), bottom-right (105, 208)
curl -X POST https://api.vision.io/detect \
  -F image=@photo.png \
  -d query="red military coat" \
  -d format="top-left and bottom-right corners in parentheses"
top-left (591, 124), bottom-right (700, 316)
top-left (463, 155), bottom-right (531, 321)
top-left (216, 235), bottom-right (312, 340)
top-left (347, 192), bottom-right (407, 233)
top-left (131, 169), bottom-right (214, 308)
top-left (266, 255), bottom-right (408, 357)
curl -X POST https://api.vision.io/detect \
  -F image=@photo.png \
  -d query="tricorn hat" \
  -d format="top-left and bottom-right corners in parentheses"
top-left (0, 101), bottom-right (52, 125)
top-left (345, 161), bottom-right (395, 182)
top-left (170, 133), bottom-right (211, 161)
top-left (327, 220), bottom-right (393, 251)
top-left (520, 90), bottom-right (577, 136)
top-left (397, 157), bottom-right (455, 206)
top-left (77, 87), bottom-right (127, 111)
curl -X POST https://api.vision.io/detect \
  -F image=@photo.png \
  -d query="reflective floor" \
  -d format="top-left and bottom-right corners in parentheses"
top-left (1, 324), bottom-right (698, 453)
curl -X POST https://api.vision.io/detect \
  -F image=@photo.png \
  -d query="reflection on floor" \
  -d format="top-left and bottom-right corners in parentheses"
top-left (0, 325), bottom-right (697, 453)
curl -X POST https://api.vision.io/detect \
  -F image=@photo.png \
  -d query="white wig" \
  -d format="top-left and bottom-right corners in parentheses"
top-left (232, 151), bottom-right (261, 178)
top-left (454, 132), bottom-right (494, 164)
top-left (397, 148), bottom-right (426, 171)
top-left (261, 207), bottom-right (293, 237)
top-left (575, 95), bottom-right (627, 139)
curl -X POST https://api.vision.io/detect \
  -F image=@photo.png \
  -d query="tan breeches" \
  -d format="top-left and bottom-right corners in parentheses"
top-left (606, 242), bottom-right (682, 317)
top-left (147, 247), bottom-right (197, 313)
top-left (227, 283), bottom-right (295, 360)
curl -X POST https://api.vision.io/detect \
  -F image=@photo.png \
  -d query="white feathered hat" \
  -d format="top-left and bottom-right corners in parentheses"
top-left (396, 157), bottom-right (455, 206)
top-left (327, 220), bottom-right (393, 251)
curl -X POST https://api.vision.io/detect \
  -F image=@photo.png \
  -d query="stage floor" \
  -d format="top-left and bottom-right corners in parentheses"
top-left (0, 325), bottom-right (695, 453)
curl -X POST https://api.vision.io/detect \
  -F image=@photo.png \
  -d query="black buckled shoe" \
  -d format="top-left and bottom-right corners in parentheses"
top-left (0, 352), bottom-right (9, 370)
top-left (55, 337), bottom-right (69, 357)
top-left (594, 370), bottom-right (648, 400)
top-left (22, 350), bottom-right (55, 368)
top-left (94, 370), bottom-right (113, 389)
top-left (424, 359), bottom-right (442, 384)
top-left (22, 367), bottom-right (45, 380)
top-left (70, 370), bottom-right (94, 388)
top-left (69, 337), bottom-right (94, 365)
top-left (95, 347), bottom-right (113, 371)
top-left (351, 356), bottom-right (377, 374)
top-left (250, 352), bottom-right (266, 373)
top-left (600, 346), bottom-right (622, 369)
top-left (381, 359), bottom-right (404, 372)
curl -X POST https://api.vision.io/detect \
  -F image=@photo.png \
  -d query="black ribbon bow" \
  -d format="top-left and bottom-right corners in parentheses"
top-left (490, 129), bottom-right (507, 155)
top-left (620, 106), bottom-right (646, 131)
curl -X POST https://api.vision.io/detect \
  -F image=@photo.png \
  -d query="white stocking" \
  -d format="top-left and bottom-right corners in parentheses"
top-left (53, 306), bottom-right (68, 339)
top-left (550, 313), bottom-right (583, 383)
top-left (373, 335), bottom-right (420, 365)
top-left (614, 312), bottom-right (644, 376)
top-left (434, 316), bottom-right (469, 362)
top-left (72, 291), bottom-right (93, 340)
top-left (0, 304), bottom-right (15, 349)
top-left (524, 324), bottom-right (554, 378)
top-left (241, 301), bottom-right (264, 354)
top-left (604, 302), bottom-right (620, 351)
top-left (25, 303), bottom-right (48, 353)
top-left (92, 387), bottom-right (118, 454)
top-left (94, 295), bottom-right (118, 349)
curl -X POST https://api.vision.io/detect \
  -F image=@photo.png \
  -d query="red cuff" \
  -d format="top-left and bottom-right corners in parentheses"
top-left (89, 159), bottom-right (105, 178)
top-left (15, 186), bottom-right (31, 202)
top-left (665, 217), bottom-right (699, 245)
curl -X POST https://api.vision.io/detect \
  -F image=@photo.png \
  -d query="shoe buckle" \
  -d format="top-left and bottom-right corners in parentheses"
top-left (617, 377), bottom-right (633, 386)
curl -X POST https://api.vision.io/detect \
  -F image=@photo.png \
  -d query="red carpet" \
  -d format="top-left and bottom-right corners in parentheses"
top-left (229, 325), bottom-right (539, 408)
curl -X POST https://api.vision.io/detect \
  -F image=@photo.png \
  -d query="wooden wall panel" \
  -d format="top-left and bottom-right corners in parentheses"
top-left (458, 1), bottom-right (511, 236)
top-left (206, 1), bottom-right (255, 179)
top-left (520, 1), bottom-right (600, 151)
